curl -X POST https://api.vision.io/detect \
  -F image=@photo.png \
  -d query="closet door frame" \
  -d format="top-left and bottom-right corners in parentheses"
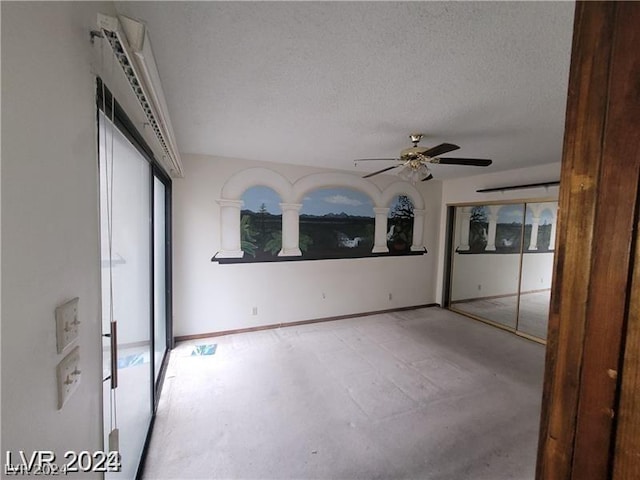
top-left (445, 196), bottom-right (557, 344)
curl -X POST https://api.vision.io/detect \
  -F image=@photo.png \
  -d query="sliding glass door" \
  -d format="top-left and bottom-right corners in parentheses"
top-left (98, 81), bottom-right (172, 478)
top-left (99, 111), bottom-right (152, 479)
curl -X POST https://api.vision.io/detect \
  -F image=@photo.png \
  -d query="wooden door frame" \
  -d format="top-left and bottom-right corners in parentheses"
top-left (536, 2), bottom-right (640, 479)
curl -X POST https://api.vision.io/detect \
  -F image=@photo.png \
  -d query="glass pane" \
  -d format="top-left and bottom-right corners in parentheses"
top-left (450, 204), bottom-right (524, 330)
top-left (516, 202), bottom-right (557, 339)
top-left (99, 113), bottom-right (152, 479)
top-left (154, 177), bottom-right (167, 380)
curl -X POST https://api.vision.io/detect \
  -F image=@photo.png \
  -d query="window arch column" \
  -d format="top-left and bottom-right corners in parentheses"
top-left (527, 204), bottom-right (544, 251)
top-left (529, 216), bottom-right (541, 250)
top-left (216, 199), bottom-right (244, 258)
top-left (549, 214), bottom-right (558, 250)
top-left (411, 208), bottom-right (426, 251)
top-left (457, 206), bottom-right (472, 251)
top-left (279, 203), bottom-right (302, 256)
top-left (485, 205), bottom-right (500, 251)
top-left (372, 207), bottom-right (390, 253)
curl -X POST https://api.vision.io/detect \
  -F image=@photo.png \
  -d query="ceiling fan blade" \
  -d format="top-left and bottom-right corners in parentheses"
top-left (422, 143), bottom-right (460, 157)
top-left (436, 158), bottom-right (493, 167)
top-left (421, 173), bottom-right (434, 182)
top-left (363, 165), bottom-right (400, 178)
top-left (354, 158), bottom-right (398, 162)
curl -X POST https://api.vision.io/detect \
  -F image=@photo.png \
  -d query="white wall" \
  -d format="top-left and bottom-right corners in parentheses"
top-left (436, 163), bottom-right (561, 303)
top-left (451, 254), bottom-right (521, 301)
top-left (173, 155), bottom-right (442, 336)
top-left (451, 252), bottom-right (554, 301)
top-left (521, 253), bottom-right (554, 291)
top-left (1, 1), bottom-right (167, 466)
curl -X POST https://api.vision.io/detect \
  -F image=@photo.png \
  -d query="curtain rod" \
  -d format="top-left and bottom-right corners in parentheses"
top-left (476, 181), bottom-right (560, 193)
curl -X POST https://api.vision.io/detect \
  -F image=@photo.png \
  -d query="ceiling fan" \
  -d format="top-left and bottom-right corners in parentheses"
top-left (354, 134), bottom-right (492, 183)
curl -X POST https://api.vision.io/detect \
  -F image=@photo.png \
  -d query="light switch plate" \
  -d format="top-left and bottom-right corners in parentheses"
top-left (55, 297), bottom-right (79, 354)
top-left (56, 346), bottom-right (81, 410)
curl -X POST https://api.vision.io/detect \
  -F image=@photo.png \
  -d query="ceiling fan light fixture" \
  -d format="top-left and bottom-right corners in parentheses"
top-left (398, 165), bottom-right (412, 181)
top-left (399, 163), bottom-right (431, 184)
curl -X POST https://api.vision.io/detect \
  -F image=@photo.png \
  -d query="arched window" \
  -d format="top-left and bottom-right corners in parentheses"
top-left (469, 206), bottom-right (489, 252)
top-left (240, 186), bottom-right (283, 259)
top-left (387, 195), bottom-right (414, 253)
top-left (300, 187), bottom-right (374, 258)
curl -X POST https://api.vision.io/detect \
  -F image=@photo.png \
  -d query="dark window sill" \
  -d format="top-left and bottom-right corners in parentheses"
top-left (212, 249), bottom-right (427, 264)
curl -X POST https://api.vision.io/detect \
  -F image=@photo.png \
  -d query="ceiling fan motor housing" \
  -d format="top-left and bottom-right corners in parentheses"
top-left (400, 146), bottom-right (430, 158)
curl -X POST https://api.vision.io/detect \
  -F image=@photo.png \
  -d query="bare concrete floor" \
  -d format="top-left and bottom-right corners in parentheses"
top-left (143, 307), bottom-right (544, 480)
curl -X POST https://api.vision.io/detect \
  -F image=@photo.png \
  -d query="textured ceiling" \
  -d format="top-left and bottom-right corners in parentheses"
top-left (115, 1), bottom-right (575, 178)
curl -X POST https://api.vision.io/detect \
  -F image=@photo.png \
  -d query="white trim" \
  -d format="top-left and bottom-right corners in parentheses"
top-left (380, 181), bottom-right (425, 210)
top-left (292, 172), bottom-right (382, 205)
top-left (221, 167), bottom-right (293, 202)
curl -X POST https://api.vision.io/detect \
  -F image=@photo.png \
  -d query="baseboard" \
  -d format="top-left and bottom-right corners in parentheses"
top-left (451, 288), bottom-right (551, 304)
top-left (174, 303), bottom-right (440, 343)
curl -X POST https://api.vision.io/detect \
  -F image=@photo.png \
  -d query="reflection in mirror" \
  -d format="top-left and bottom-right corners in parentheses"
top-left (450, 204), bottom-right (524, 330)
top-left (516, 202), bottom-right (557, 339)
top-left (387, 195), bottom-right (415, 254)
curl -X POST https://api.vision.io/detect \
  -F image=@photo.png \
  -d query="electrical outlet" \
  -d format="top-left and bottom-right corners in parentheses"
top-left (55, 297), bottom-right (79, 354)
top-left (388, 293), bottom-right (393, 301)
top-left (56, 346), bottom-right (81, 409)
top-left (478, 284), bottom-right (482, 291)
top-left (252, 306), bottom-right (258, 316)
top-left (322, 292), bottom-right (326, 299)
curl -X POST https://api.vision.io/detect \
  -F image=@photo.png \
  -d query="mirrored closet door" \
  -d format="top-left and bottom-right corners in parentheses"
top-left (448, 200), bottom-right (557, 342)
